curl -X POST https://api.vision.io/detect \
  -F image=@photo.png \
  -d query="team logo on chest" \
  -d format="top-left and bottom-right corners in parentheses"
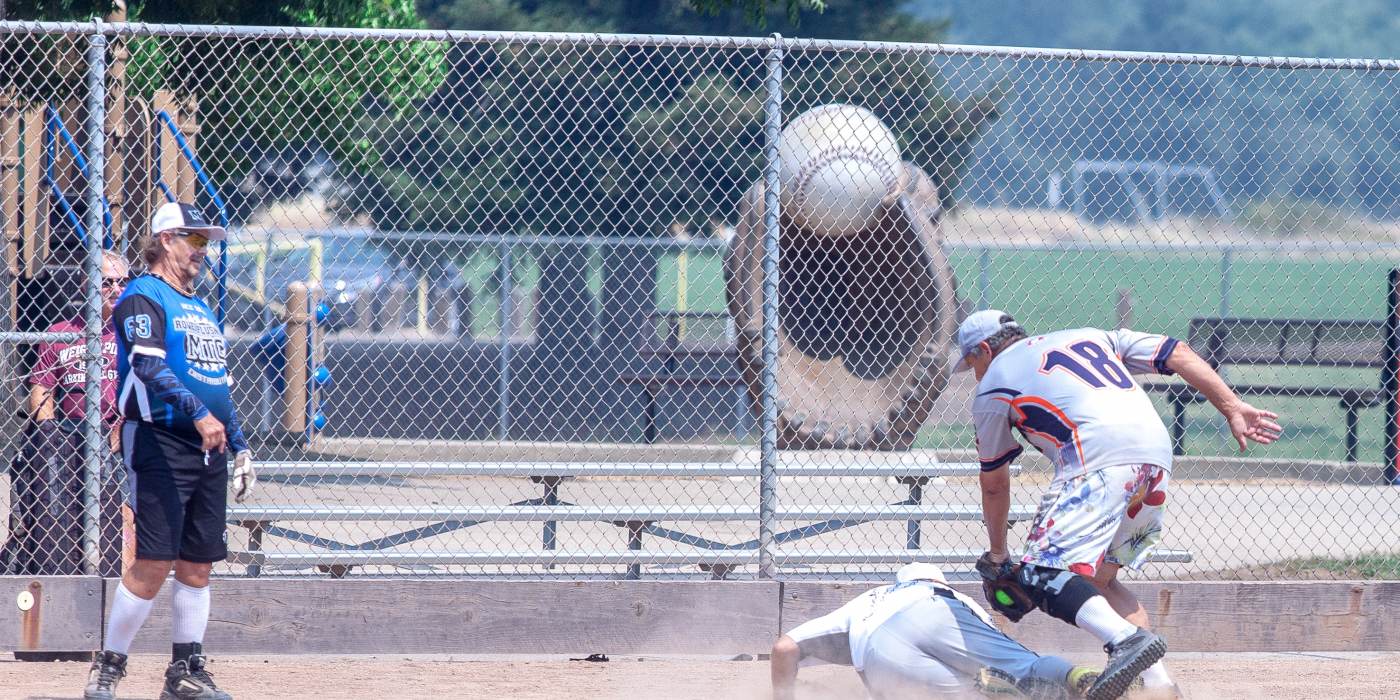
top-left (175, 314), bottom-right (226, 373)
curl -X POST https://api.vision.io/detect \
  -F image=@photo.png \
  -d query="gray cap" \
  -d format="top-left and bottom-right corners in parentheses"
top-left (952, 309), bottom-right (1021, 373)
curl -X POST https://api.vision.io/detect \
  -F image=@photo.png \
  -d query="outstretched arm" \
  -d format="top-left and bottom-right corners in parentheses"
top-left (1165, 343), bottom-right (1282, 451)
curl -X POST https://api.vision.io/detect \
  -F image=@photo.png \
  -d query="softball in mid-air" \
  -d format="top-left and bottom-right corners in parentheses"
top-left (778, 104), bottom-right (904, 237)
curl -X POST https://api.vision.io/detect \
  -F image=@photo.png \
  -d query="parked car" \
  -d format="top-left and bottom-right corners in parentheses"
top-left (202, 235), bottom-right (411, 333)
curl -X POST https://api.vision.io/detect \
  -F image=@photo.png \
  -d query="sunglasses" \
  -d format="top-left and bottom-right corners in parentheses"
top-left (101, 277), bottom-right (126, 290)
top-left (180, 232), bottom-right (211, 249)
top-left (164, 229), bottom-right (211, 249)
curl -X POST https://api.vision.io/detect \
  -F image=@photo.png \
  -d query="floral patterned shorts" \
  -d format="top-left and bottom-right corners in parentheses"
top-left (1021, 463), bottom-right (1169, 577)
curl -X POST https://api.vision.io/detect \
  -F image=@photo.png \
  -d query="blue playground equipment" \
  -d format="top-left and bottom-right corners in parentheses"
top-left (40, 102), bottom-right (335, 440)
top-left (153, 109), bottom-right (230, 327)
top-left (42, 105), bottom-right (113, 250)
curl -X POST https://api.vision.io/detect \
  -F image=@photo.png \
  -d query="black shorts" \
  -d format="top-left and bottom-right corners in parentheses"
top-left (121, 421), bottom-right (228, 563)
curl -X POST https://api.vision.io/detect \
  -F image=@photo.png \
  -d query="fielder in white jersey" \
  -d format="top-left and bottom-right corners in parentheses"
top-left (770, 563), bottom-right (1110, 700)
top-left (954, 310), bottom-right (1281, 699)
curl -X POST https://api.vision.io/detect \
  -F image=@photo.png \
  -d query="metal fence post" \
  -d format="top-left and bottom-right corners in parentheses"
top-left (497, 239), bottom-right (514, 441)
top-left (1217, 247), bottom-right (1234, 388)
top-left (1219, 247), bottom-right (1233, 317)
top-left (81, 26), bottom-right (108, 576)
top-left (1385, 268), bottom-right (1400, 485)
top-left (758, 34), bottom-right (783, 580)
top-left (977, 248), bottom-right (991, 311)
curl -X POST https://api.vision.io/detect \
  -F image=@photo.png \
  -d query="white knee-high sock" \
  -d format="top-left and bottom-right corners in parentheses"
top-left (104, 582), bottom-right (155, 655)
top-left (1140, 660), bottom-right (1174, 687)
top-left (1073, 595), bottom-right (1138, 646)
top-left (171, 580), bottom-right (211, 644)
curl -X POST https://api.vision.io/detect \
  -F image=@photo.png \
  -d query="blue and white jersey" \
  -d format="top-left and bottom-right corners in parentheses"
top-left (113, 274), bottom-right (235, 435)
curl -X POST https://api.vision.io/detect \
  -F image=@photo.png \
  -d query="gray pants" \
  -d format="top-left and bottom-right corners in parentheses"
top-left (859, 594), bottom-right (1073, 699)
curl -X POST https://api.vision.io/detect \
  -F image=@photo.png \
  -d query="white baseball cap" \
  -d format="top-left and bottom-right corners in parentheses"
top-left (895, 562), bottom-right (948, 585)
top-left (151, 202), bottom-right (226, 241)
top-left (952, 309), bottom-right (1022, 373)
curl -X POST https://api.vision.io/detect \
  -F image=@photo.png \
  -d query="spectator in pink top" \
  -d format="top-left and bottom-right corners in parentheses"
top-left (1, 251), bottom-right (129, 577)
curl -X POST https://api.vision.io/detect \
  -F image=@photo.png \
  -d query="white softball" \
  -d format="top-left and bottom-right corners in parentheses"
top-left (779, 104), bottom-right (903, 237)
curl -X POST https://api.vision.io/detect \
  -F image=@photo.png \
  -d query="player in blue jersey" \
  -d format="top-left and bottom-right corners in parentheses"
top-left (86, 202), bottom-right (257, 700)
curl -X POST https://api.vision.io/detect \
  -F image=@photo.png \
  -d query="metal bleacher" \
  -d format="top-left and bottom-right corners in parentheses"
top-left (226, 459), bottom-right (1193, 578)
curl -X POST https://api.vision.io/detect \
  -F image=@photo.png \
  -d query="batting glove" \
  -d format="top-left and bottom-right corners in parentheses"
top-left (233, 450), bottom-right (256, 503)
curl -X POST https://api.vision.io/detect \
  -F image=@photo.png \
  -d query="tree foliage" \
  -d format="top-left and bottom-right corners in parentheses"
top-left (7, 0), bottom-right (1000, 240)
top-left (420, 0), bottom-right (945, 42)
top-left (4, 0), bottom-right (419, 24)
top-left (341, 0), bottom-right (983, 241)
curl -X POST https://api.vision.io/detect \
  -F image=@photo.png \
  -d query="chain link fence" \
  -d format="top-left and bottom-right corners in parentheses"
top-left (1, 28), bottom-right (125, 579)
top-left (2, 22), bottom-right (1398, 581)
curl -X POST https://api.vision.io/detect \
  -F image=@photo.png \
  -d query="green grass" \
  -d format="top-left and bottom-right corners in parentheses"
top-left (947, 249), bottom-right (1400, 337)
top-left (657, 251), bottom-right (728, 314)
top-left (1215, 553), bottom-right (1400, 580)
top-left (650, 247), bottom-right (1400, 341)
top-left (597, 247), bottom-right (1400, 462)
top-left (441, 244), bottom-right (1400, 462)
top-left (926, 248), bottom-right (1400, 462)
top-left (1285, 553), bottom-right (1400, 579)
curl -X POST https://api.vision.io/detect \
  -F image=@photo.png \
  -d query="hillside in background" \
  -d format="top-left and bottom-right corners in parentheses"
top-left (915, 0), bottom-right (1400, 59)
top-left (905, 2), bottom-right (1400, 227)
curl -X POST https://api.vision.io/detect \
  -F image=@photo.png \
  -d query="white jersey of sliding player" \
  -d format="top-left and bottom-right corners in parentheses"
top-left (972, 327), bottom-right (1179, 484)
top-left (783, 581), bottom-right (995, 671)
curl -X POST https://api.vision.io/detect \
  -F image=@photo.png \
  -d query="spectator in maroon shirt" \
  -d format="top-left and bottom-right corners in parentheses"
top-left (28, 250), bottom-right (126, 438)
top-left (2, 251), bottom-right (129, 576)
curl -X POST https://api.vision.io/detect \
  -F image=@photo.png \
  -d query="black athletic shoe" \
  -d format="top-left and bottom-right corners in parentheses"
top-left (1085, 629), bottom-right (1167, 700)
top-left (84, 650), bottom-right (128, 700)
top-left (1069, 666), bottom-right (1145, 698)
top-left (161, 653), bottom-right (233, 700)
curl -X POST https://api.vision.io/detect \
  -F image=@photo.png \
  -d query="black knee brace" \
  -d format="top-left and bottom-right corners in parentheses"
top-left (1015, 564), bottom-right (1100, 625)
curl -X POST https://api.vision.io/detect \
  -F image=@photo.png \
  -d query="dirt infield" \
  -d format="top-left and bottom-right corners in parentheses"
top-left (1, 651), bottom-right (1388, 699)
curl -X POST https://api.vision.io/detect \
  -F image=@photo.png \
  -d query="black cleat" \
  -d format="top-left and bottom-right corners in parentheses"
top-left (84, 650), bottom-right (128, 700)
top-left (1085, 629), bottom-right (1166, 700)
top-left (161, 652), bottom-right (233, 700)
top-left (1069, 666), bottom-right (1144, 698)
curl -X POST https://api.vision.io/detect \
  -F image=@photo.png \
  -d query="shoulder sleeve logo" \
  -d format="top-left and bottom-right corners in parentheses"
top-left (124, 314), bottom-right (152, 340)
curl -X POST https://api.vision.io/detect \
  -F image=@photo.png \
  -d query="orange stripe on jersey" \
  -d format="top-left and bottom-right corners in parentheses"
top-left (1147, 335), bottom-right (1166, 363)
top-left (1004, 395), bottom-right (1085, 467)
